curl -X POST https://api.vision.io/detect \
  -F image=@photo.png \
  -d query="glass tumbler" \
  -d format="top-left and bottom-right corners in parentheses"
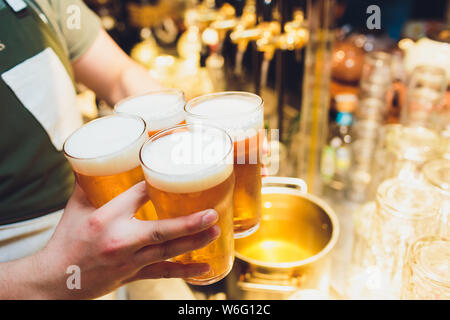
top-left (401, 65), bottom-right (447, 130)
top-left (402, 236), bottom-right (450, 300)
top-left (369, 178), bottom-right (441, 298)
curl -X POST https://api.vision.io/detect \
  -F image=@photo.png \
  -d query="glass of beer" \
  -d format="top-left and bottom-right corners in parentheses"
top-left (63, 114), bottom-right (156, 219)
top-left (185, 92), bottom-right (264, 238)
top-left (114, 89), bottom-right (186, 137)
top-left (140, 124), bottom-right (235, 285)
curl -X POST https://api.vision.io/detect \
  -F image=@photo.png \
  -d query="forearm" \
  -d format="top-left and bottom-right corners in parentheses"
top-left (107, 60), bottom-right (164, 105)
top-left (0, 247), bottom-right (83, 300)
top-left (73, 29), bottom-right (163, 107)
top-left (0, 252), bottom-right (50, 299)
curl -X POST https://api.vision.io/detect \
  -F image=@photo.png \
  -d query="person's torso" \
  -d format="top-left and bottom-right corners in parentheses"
top-left (0, 0), bottom-right (83, 224)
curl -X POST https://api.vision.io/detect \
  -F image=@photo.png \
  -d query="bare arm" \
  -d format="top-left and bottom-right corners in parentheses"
top-left (0, 183), bottom-right (219, 299)
top-left (72, 29), bottom-right (163, 106)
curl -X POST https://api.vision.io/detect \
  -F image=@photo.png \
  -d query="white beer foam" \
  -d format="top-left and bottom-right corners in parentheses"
top-left (64, 115), bottom-right (147, 176)
top-left (185, 94), bottom-right (263, 141)
top-left (141, 130), bottom-right (233, 193)
top-left (115, 93), bottom-right (185, 131)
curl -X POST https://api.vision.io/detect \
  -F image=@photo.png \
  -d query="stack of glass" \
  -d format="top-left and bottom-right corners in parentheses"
top-left (348, 59), bottom-right (449, 299)
top-left (346, 52), bottom-right (393, 202)
top-left (401, 65), bottom-right (447, 130)
top-left (372, 125), bottom-right (442, 188)
top-left (398, 160), bottom-right (450, 300)
top-left (348, 178), bottom-right (441, 299)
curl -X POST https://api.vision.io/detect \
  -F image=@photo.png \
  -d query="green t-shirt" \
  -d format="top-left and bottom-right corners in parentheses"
top-left (0, 0), bottom-right (101, 224)
top-left (35, 0), bottom-right (102, 61)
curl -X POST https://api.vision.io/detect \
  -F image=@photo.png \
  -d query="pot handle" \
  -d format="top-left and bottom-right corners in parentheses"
top-left (262, 177), bottom-right (307, 193)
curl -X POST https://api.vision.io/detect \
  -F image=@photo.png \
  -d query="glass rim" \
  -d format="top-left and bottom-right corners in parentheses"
top-left (376, 178), bottom-right (440, 220)
top-left (409, 236), bottom-right (450, 287)
top-left (114, 88), bottom-right (186, 114)
top-left (63, 114), bottom-right (147, 161)
top-left (388, 126), bottom-right (441, 160)
top-left (365, 51), bottom-right (392, 64)
top-left (411, 64), bottom-right (447, 77)
top-left (139, 123), bottom-right (234, 178)
top-left (184, 91), bottom-right (263, 120)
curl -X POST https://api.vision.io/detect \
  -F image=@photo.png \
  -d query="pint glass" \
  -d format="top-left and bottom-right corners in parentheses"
top-left (63, 114), bottom-right (156, 219)
top-left (114, 89), bottom-right (186, 137)
top-left (140, 124), bottom-right (235, 285)
top-left (185, 92), bottom-right (264, 238)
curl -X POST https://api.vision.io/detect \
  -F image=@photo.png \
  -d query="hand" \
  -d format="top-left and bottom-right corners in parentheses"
top-left (32, 182), bottom-right (220, 299)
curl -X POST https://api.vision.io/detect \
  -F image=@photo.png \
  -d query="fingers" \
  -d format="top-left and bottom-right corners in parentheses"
top-left (134, 225), bottom-right (220, 266)
top-left (133, 209), bottom-right (219, 246)
top-left (129, 261), bottom-right (210, 281)
top-left (100, 181), bottom-right (150, 218)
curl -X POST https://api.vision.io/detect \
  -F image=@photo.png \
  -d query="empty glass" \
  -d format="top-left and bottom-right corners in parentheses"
top-left (346, 119), bottom-right (380, 203)
top-left (401, 65), bottom-right (447, 130)
top-left (369, 178), bottom-right (441, 298)
top-left (386, 126), bottom-right (442, 181)
top-left (360, 51), bottom-right (393, 88)
top-left (357, 97), bottom-right (386, 123)
top-left (402, 236), bottom-right (450, 300)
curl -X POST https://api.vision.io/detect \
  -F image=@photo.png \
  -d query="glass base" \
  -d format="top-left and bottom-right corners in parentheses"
top-left (185, 265), bottom-right (233, 286)
top-left (233, 222), bottom-right (260, 239)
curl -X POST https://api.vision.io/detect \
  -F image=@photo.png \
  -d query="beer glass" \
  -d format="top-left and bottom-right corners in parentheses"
top-left (402, 236), bottom-right (450, 300)
top-left (140, 124), bottom-right (235, 285)
top-left (185, 92), bottom-right (264, 238)
top-left (114, 89), bottom-right (186, 137)
top-left (63, 114), bottom-right (156, 219)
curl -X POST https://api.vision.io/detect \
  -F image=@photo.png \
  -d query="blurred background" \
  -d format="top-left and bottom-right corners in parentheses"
top-left (80, 0), bottom-right (449, 166)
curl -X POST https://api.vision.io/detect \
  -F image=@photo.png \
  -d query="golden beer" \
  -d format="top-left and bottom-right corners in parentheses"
top-left (140, 124), bottom-right (235, 285)
top-left (114, 89), bottom-right (186, 137)
top-left (185, 92), bottom-right (264, 238)
top-left (63, 114), bottom-right (156, 220)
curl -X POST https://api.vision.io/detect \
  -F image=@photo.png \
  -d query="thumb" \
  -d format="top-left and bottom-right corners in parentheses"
top-left (100, 181), bottom-right (150, 218)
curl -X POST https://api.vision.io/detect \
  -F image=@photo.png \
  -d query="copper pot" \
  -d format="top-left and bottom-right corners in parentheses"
top-left (226, 177), bottom-right (340, 300)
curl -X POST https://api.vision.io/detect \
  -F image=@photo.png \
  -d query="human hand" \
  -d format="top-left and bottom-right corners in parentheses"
top-left (34, 182), bottom-right (220, 299)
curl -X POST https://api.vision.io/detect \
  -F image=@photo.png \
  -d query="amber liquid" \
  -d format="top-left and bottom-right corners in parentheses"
top-left (233, 133), bottom-right (262, 238)
top-left (147, 120), bottom-right (186, 137)
top-left (146, 173), bottom-right (235, 285)
top-left (75, 166), bottom-right (157, 220)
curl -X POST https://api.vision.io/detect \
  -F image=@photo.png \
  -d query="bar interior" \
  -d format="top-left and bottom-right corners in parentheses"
top-left (1, 0), bottom-right (449, 300)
